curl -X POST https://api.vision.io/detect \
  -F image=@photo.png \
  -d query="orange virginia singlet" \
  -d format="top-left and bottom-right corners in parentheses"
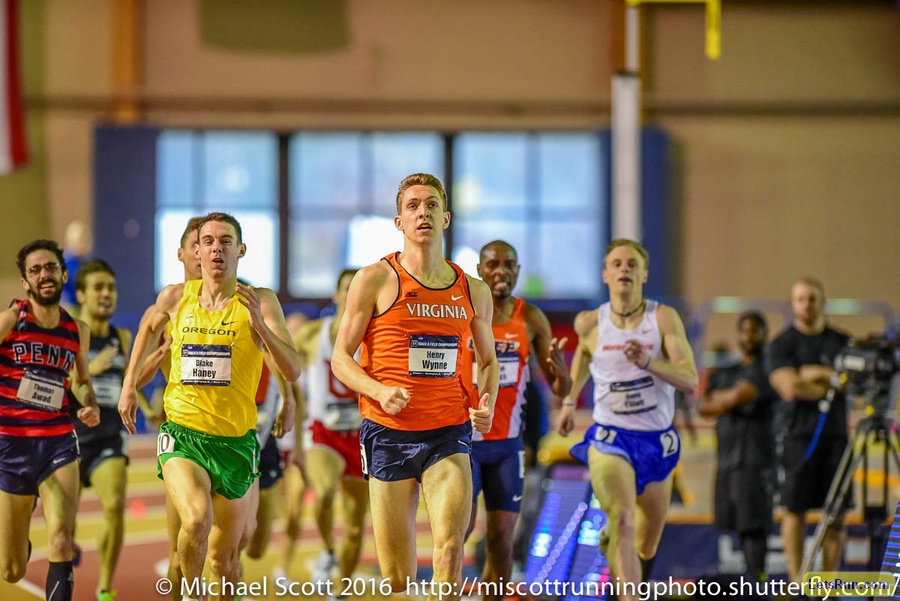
top-left (358, 253), bottom-right (474, 431)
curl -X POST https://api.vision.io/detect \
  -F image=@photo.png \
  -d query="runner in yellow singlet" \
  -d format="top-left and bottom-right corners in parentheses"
top-left (118, 212), bottom-right (302, 601)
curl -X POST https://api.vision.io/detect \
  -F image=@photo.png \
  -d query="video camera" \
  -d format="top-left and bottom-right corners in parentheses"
top-left (833, 334), bottom-right (900, 414)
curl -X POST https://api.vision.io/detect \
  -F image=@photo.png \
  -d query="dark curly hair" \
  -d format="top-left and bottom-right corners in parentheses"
top-left (16, 239), bottom-right (66, 278)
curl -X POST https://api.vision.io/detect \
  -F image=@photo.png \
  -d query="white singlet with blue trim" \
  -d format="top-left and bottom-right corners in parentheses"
top-left (589, 300), bottom-right (675, 431)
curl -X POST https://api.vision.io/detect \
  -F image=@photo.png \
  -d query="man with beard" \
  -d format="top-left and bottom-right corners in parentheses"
top-left (0, 239), bottom-right (101, 601)
top-left (698, 311), bottom-right (778, 579)
top-left (767, 278), bottom-right (850, 584)
top-left (464, 240), bottom-right (571, 601)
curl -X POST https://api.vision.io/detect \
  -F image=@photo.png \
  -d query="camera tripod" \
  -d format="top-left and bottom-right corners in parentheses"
top-left (799, 396), bottom-right (900, 579)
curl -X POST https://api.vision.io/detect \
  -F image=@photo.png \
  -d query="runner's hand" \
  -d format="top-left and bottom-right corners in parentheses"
top-left (547, 337), bottom-right (569, 378)
top-left (89, 344), bottom-right (119, 376)
top-left (624, 339), bottom-right (649, 369)
top-left (273, 398), bottom-right (296, 438)
top-left (118, 387), bottom-right (139, 435)
top-left (469, 393), bottom-right (493, 434)
top-left (557, 404), bottom-right (576, 437)
top-left (78, 405), bottom-right (101, 428)
top-left (236, 283), bottom-right (265, 333)
top-left (378, 386), bottom-right (410, 416)
top-left (547, 336), bottom-right (572, 397)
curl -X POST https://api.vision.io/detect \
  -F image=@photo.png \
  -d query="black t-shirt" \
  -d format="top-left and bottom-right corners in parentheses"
top-left (766, 325), bottom-right (850, 438)
top-left (707, 358), bottom-right (778, 469)
top-left (72, 327), bottom-right (126, 445)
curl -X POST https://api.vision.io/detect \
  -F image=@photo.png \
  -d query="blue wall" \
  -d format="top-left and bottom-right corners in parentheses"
top-left (599, 126), bottom-right (674, 303)
top-left (93, 125), bottom-right (160, 326)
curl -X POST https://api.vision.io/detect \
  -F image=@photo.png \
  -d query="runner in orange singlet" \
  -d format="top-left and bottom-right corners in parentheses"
top-left (464, 240), bottom-right (571, 601)
top-left (332, 173), bottom-right (499, 601)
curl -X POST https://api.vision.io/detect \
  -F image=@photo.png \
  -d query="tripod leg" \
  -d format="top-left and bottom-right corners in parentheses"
top-left (886, 430), bottom-right (900, 477)
top-left (799, 428), bottom-right (867, 579)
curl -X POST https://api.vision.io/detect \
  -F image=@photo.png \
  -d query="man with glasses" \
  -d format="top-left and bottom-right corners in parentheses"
top-left (0, 239), bottom-right (101, 601)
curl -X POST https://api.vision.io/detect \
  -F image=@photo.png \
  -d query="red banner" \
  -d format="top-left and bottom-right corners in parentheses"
top-left (0, 0), bottom-right (27, 174)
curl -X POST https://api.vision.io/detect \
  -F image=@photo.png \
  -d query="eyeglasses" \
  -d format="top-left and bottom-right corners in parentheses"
top-left (26, 262), bottom-right (61, 276)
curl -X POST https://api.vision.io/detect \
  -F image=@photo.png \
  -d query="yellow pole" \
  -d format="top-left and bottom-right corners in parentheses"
top-left (626, 0), bottom-right (721, 60)
top-left (111, 0), bottom-right (143, 123)
top-left (705, 0), bottom-right (721, 60)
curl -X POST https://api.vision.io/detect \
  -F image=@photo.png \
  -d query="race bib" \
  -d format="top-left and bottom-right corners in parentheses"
top-left (16, 368), bottom-right (65, 411)
top-left (181, 344), bottom-right (232, 386)
top-left (472, 355), bottom-right (519, 388)
top-left (93, 374), bottom-right (123, 407)
top-left (609, 376), bottom-right (656, 414)
top-left (323, 402), bottom-right (363, 431)
top-left (498, 354), bottom-right (519, 388)
top-left (472, 341), bottom-right (520, 388)
top-left (408, 335), bottom-right (458, 378)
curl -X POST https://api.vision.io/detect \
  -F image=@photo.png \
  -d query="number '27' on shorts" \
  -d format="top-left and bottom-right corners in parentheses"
top-left (570, 422), bottom-right (680, 495)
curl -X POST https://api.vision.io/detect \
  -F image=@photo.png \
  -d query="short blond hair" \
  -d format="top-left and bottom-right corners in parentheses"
top-left (792, 276), bottom-right (824, 295)
top-left (395, 173), bottom-right (447, 214)
top-left (604, 238), bottom-right (649, 268)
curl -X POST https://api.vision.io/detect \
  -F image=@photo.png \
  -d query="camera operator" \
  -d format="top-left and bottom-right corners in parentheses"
top-left (698, 311), bottom-right (778, 580)
top-left (767, 277), bottom-right (851, 584)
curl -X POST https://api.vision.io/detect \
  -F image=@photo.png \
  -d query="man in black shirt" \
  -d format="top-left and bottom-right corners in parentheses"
top-left (699, 311), bottom-right (778, 579)
top-left (767, 277), bottom-right (850, 584)
top-left (72, 259), bottom-right (134, 601)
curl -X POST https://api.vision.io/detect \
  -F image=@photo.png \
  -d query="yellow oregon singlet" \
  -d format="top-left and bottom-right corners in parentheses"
top-left (164, 280), bottom-right (263, 436)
